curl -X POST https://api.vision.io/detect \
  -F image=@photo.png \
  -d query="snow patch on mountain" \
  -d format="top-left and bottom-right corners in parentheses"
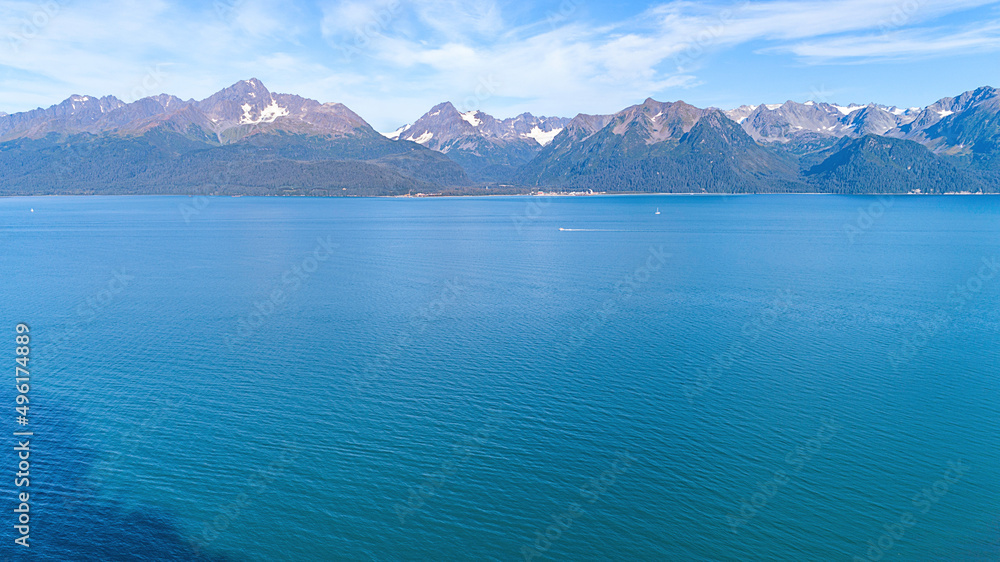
top-left (523, 126), bottom-right (562, 146)
top-left (723, 105), bottom-right (758, 124)
top-left (259, 100), bottom-right (289, 122)
top-left (239, 99), bottom-right (289, 125)
top-left (383, 124), bottom-right (409, 140)
top-left (461, 111), bottom-right (481, 127)
top-left (834, 105), bottom-right (864, 115)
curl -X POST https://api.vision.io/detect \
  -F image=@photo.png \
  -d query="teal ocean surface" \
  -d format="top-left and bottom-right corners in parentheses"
top-left (1, 194), bottom-right (998, 561)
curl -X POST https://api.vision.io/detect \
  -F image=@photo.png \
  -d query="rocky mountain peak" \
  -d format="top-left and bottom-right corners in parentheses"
top-left (195, 78), bottom-right (285, 126)
top-left (844, 105), bottom-right (898, 136)
top-left (389, 103), bottom-right (571, 152)
top-left (608, 98), bottom-right (704, 143)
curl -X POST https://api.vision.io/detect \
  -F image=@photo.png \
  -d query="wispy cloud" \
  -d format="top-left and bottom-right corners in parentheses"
top-left (773, 21), bottom-right (1000, 61)
top-left (316, 0), bottom-right (1000, 124)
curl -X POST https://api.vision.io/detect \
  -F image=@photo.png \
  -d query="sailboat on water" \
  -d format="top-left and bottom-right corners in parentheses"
top-left (655, 207), bottom-right (660, 215)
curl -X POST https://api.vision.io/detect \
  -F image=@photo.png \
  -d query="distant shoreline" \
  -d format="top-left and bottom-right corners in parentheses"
top-left (1, 191), bottom-right (996, 200)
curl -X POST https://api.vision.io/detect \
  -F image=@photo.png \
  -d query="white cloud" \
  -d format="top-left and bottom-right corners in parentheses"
top-left (320, 0), bottom-right (397, 37)
top-left (316, 0), bottom-right (1000, 127)
top-left (773, 21), bottom-right (1000, 60)
top-left (409, 0), bottom-right (505, 40)
top-left (0, 0), bottom-right (314, 107)
top-left (648, 0), bottom-right (998, 43)
top-left (230, 0), bottom-right (308, 39)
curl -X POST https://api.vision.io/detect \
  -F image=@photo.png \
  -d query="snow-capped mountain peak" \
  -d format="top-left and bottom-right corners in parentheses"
top-left (387, 103), bottom-right (570, 152)
top-left (723, 87), bottom-right (999, 146)
top-left (0, 78), bottom-right (373, 143)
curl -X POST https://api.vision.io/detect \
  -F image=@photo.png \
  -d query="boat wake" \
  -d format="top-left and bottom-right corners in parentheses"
top-left (558, 228), bottom-right (631, 232)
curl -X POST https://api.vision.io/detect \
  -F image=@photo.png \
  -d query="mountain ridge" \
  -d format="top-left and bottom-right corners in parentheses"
top-left (2, 80), bottom-right (999, 196)
top-left (0, 78), bottom-right (472, 195)
top-left (383, 101), bottom-right (571, 182)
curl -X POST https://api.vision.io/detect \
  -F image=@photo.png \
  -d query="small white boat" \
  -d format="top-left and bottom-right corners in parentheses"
top-left (654, 208), bottom-right (660, 215)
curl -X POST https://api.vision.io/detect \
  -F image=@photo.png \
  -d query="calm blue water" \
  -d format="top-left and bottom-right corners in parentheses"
top-left (1, 194), bottom-right (998, 561)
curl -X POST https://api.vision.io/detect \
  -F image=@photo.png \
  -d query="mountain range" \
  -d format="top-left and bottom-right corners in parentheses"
top-left (2, 79), bottom-right (998, 196)
top-left (0, 79), bottom-right (468, 196)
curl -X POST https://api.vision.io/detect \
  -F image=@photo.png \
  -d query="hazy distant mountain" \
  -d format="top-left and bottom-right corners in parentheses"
top-left (729, 101), bottom-right (851, 142)
top-left (384, 102), bottom-right (569, 181)
top-left (726, 101), bottom-right (920, 143)
top-left (842, 105), bottom-right (901, 136)
top-left (0, 94), bottom-right (127, 139)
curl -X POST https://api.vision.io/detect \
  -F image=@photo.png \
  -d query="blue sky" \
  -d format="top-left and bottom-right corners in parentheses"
top-left (1, 0), bottom-right (999, 130)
